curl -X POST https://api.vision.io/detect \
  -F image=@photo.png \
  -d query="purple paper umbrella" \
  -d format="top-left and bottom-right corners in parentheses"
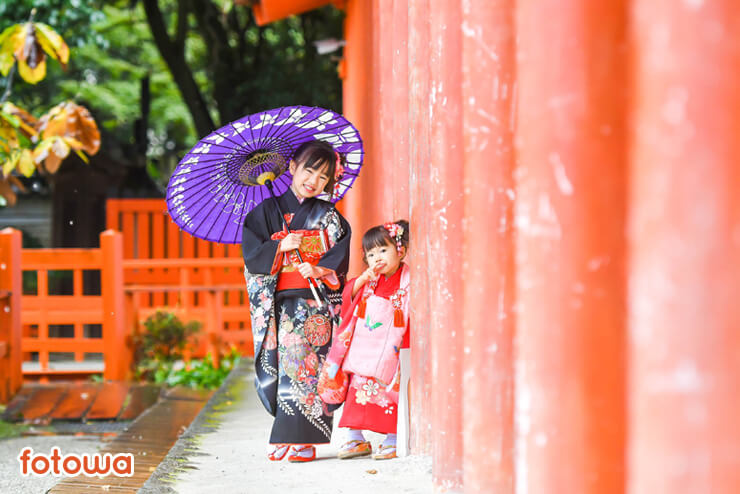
top-left (166, 106), bottom-right (364, 244)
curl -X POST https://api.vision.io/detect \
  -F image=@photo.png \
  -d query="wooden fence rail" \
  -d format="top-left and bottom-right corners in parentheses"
top-left (14, 227), bottom-right (250, 384)
top-left (20, 230), bottom-right (129, 382)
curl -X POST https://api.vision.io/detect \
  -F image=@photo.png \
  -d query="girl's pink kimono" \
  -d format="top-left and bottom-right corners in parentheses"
top-left (326, 263), bottom-right (410, 434)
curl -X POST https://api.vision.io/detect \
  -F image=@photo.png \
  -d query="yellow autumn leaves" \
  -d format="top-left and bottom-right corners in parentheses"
top-left (0, 21), bottom-right (100, 206)
top-left (0, 21), bottom-right (69, 84)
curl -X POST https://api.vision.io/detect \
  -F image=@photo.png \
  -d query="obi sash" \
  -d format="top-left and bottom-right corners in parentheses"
top-left (271, 228), bottom-right (330, 291)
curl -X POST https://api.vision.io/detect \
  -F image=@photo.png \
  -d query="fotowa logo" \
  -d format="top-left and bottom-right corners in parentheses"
top-left (18, 447), bottom-right (134, 477)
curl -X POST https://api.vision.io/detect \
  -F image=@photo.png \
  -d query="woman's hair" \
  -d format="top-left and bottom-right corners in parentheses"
top-left (292, 139), bottom-right (342, 194)
top-left (362, 219), bottom-right (410, 259)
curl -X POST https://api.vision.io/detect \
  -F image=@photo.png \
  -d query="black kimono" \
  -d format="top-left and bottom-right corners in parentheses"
top-left (242, 189), bottom-right (351, 444)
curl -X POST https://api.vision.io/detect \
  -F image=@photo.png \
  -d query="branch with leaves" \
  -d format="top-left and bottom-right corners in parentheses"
top-left (0, 15), bottom-right (100, 207)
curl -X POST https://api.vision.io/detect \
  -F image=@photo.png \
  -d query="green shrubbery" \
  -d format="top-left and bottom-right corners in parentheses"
top-left (132, 310), bottom-right (239, 390)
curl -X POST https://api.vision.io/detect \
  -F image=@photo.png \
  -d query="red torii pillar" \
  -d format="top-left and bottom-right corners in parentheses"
top-left (428, 0), bottom-right (465, 489)
top-left (407, 0), bottom-right (434, 455)
top-left (515, 1), bottom-right (628, 492)
top-left (461, 1), bottom-right (517, 492)
top-left (628, 1), bottom-right (740, 492)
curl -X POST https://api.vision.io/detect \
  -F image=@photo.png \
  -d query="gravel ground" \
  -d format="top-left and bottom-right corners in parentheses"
top-left (0, 434), bottom-right (104, 494)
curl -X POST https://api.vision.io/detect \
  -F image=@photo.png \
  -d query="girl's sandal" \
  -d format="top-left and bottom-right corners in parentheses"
top-left (372, 444), bottom-right (397, 460)
top-left (337, 439), bottom-right (372, 459)
top-left (267, 444), bottom-right (289, 461)
top-left (287, 445), bottom-right (316, 463)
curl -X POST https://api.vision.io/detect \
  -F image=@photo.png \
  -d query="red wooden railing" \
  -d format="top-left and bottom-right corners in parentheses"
top-left (1, 200), bottom-right (252, 388)
top-left (20, 230), bottom-right (128, 382)
top-left (107, 199), bottom-right (252, 360)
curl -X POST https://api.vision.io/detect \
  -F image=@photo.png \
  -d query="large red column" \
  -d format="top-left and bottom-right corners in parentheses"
top-left (391, 0), bottom-right (410, 219)
top-left (428, 0), bottom-right (464, 489)
top-left (342, 0), bottom-right (377, 275)
top-left (628, 1), bottom-right (740, 493)
top-left (514, 1), bottom-right (627, 492)
top-left (407, 0), bottom-right (433, 454)
top-left (461, 1), bottom-right (516, 492)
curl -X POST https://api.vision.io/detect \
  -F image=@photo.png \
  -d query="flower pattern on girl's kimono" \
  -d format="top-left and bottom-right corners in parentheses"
top-left (351, 376), bottom-right (393, 408)
top-left (280, 330), bottom-right (304, 348)
top-left (385, 405), bottom-right (395, 415)
top-left (263, 320), bottom-right (277, 350)
top-left (362, 380), bottom-right (380, 396)
top-left (337, 328), bottom-right (352, 348)
top-left (281, 343), bottom-right (310, 380)
top-left (354, 389), bottom-right (370, 405)
top-left (294, 303), bottom-right (308, 322)
top-left (305, 351), bottom-right (319, 376)
top-left (253, 313), bottom-right (266, 331)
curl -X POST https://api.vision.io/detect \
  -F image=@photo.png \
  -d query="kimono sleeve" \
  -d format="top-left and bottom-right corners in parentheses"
top-left (241, 206), bottom-right (282, 275)
top-left (316, 208), bottom-right (352, 281)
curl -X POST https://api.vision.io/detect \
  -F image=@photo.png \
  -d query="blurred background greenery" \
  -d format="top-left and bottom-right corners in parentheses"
top-left (0, 0), bottom-right (344, 189)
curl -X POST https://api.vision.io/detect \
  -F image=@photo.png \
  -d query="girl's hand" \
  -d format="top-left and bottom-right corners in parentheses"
top-left (279, 233), bottom-right (303, 252)
top-left (296, 262), bottom-right (320, 279)
top-left (358, 264), bottom-right (381, 285)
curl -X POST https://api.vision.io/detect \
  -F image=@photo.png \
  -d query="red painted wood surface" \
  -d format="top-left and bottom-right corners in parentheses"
top-left (85, 381), bottom-right (129, 420)
top-left (20, 386), bottom-right (67, 422)
top-left (514, 1), bottom-right (628, 492)
top-left (628, 1), bottom-right (740, 492)
top-left (461, 1), bottom-right (516, 492)
top-left (427, 0), bottom-right (465, 488)
top-left (405, 0), bottom-right (433, 455)
top-left (49, 383), bottom-right (100, 420)
top-left (0, 228), bottom-right (22, 404)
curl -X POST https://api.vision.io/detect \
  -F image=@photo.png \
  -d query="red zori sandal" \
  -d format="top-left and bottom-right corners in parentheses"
top-left (267, 444), bottom-right (289, 461)
top-left (267, 444), bottom-right (290, 461)
top-left (288, 445), bottom-right (316, 462)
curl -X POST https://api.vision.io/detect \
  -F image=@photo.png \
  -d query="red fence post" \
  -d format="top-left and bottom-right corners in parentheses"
top-left (101, 230), bottom-right (128, 381)
top-left (0, 228), bottom-right (22, 403)
top-left (628, 1), bottom-right (740, 492)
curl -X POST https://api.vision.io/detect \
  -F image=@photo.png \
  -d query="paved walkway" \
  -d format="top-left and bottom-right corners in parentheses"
top-left (143, 360), bottom-right (434, 494)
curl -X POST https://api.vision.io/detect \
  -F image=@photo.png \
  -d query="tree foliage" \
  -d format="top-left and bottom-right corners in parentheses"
top-left (0, 1), bottom-right (344, 198)
top-left (0, 9), bottom-right (101, 206)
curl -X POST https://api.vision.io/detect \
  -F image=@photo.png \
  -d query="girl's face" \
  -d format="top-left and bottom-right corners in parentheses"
top-left (289, 160), bottom-right (330, 200)
top-left (365, 240), bottom-right (406, 277)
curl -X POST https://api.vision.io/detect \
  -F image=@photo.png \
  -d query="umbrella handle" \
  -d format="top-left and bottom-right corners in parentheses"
top-left (308, 279), bottom-right (323, 307)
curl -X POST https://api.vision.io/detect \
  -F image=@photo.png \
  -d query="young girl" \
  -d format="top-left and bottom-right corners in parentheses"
top-left (324, 220), bottom-right (410, 460)
top-left (242, 139), bottom-right (351, 462)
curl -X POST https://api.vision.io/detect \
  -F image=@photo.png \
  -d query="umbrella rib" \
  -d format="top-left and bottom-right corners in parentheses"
top-left (202, 178), bottom-right (242, 243)
top-left (182, 177), bottom-right (241, 242)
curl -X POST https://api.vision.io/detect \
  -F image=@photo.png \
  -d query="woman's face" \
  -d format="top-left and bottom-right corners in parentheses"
top-left (289, 160), bottom-right (330, 200)
top-left (365, 240), bottom-right (405, 277)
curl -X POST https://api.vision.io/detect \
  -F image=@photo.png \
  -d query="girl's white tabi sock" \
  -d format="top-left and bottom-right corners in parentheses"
top-left (347, 428), bottom-right (366, 442)
top-left (381, 433), bottom-right (397, 448)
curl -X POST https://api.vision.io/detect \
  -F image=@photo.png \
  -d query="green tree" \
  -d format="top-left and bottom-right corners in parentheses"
top-left (1, 1), bottom-right (343, 190)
